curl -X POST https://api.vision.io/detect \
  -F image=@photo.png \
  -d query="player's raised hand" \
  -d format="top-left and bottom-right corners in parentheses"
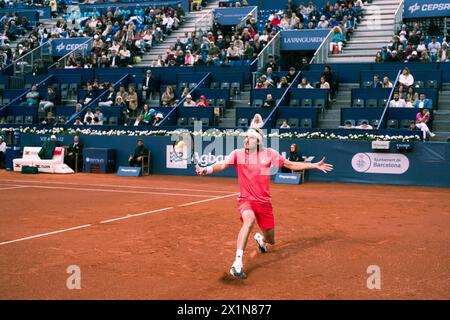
top-left (315, 157), bottom-right (334, 173)
top-left (195, 165), bottom-right (207, 176)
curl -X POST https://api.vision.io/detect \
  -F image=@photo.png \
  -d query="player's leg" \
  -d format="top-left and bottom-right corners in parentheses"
top-left (253, 204), bottom-right (275, 253)
top-left (230, 209), bottom-right (255, 278)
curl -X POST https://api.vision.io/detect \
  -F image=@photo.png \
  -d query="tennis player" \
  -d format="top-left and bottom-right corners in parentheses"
top-left (196, 127), bottom-right (333, 278)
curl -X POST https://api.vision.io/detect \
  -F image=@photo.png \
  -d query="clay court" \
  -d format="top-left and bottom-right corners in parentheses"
top-left (0, 171), bottom-right (449, 300)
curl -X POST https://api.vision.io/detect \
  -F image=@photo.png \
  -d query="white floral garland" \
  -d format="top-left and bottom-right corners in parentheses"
top-left (0, 127), bottom-right (422, 142)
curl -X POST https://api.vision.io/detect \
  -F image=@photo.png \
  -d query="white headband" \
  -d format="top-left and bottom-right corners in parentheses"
top-left (246, 128), bottom-right (263, 143)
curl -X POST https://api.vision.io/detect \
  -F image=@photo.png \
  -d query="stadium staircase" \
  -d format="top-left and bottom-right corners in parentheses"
top-left (326, 0), bottom-right (402, 63)
top-left (135, 0), bottom-right (220, 67)
top-left (433, 83), bottom-right (450, 141)
top-left (318, 83), bottom-right (360, 129)
top-left (217, 84), bottom-right (252, 128)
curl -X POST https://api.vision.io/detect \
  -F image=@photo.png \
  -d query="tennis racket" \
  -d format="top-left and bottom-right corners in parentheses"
top-left (171, 131), bottom-right (199, 167)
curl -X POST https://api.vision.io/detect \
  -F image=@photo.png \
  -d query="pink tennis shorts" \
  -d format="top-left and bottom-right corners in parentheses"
top-left (238, 200), bottom-right (275, 230)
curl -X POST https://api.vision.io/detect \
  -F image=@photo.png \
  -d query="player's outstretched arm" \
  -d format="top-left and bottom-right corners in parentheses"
top-left (284, 157), bottom-right (333, 173)
top-left (196, 161), bottom-right (230, 176)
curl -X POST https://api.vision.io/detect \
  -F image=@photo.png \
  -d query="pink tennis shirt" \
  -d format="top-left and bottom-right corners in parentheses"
top-left (225, 148), bottom-right (286, 203)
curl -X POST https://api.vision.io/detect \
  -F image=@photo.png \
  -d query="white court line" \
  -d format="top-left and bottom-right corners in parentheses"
top-left (0, 179), bottom-right (234, 194)
top-left (0, 193), bottom-right (238, 246)
top-left (0, 225), bottom-right (92, 246)
top-left (0, 186), bottom-right (28, 191)
top-left (8, 185), bottom-right (214, 198)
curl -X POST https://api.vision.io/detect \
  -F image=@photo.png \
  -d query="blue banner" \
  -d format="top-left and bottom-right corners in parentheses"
top-left (280, 30), bottom-right (331, 51)
top-left (404, 0), bottom-right (450, 19)
top-left (274, 173), bottom-right (302, 184)
top-left (214, 6), bottom-right (256, 26)
top-left (18, 134), bottom-right (450, 188)
top-left (51, 38), bottom-right (92, 57)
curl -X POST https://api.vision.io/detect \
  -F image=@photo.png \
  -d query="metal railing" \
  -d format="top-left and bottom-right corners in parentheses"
top-left (250, 31), bottom-right (280, 71)
top-left (65, 74), bottom-right (129, 124)
top-left (0, 75), bottom-right (54, 112)
top-left (310, 29), bottom-right (333, 64)
top-left (158, 72), bottom-right (211, 127)
top-left (394, 0), bottom-right (404, 34)
top-left (376, 70), bottom-right (401, 130)
top-left (48, 38), bottom-right (93, 70)
top-left (13, 41), bottom-right (53, 76)
top-left (236, 6), bottom-right (257, 30)
top-left (194, 10), bottom-right (214, 39)
top-left (263, 71), bottom-right (303, 129)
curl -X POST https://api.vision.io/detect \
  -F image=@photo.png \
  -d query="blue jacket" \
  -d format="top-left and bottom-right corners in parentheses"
top-left (414, 99), bottom-right (432, 109)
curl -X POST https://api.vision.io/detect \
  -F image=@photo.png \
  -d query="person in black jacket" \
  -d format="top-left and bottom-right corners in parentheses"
top-left (65, 135), bottom-right (83, 170)
top-left (282, 143), bottom-right (303, 173)
top-left (128, 139), bottom-right (149, 167)
top-left (98, 85), bottom-right (116, 107)
top-left (142, 70), bottom-right (156, 101)
top-left (372, 75), bottom-right (382, 88)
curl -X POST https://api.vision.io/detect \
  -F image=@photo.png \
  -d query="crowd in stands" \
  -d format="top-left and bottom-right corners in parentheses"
top-left (55, 3), bottom-right (186, 68)
top-left (375, 23), bottom-right (449, 63)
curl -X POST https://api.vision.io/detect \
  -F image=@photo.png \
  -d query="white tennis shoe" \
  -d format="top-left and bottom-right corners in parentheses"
top-left (230, 261), bottom-right (247, 279)
top-left (254, 233), bottom-right (268, 253)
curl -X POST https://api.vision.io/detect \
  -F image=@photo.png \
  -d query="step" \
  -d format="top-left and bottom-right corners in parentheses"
top-left (325, 56), bottom-right (377, 63)
top-left (343, 47), bottom-right (384, 52)
top-left (354, 28), bottom-right (394, 33)
top-left (351, 31), bottom-right (394, 37)
top-left (349, 37), bottom-right (393, 44)
top-left (345, 43), bottom-right (389, 50)
top-left (330, 51), bottom-right (378, 58)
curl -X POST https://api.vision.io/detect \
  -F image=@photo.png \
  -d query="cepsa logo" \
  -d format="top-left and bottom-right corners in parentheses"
top-left (56, 43), bottom-right (90, 53)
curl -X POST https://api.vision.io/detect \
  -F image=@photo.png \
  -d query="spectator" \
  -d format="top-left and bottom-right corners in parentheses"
top-left (399, 67), bottom-right (414, 87)
top-left (277, 77), bottom-right (289, 88)
top-left (93, 108), bottom-right (105, 125)
top-left (319, 75), bottom-right (330, 89)
top-left (38, 86), bottom-right (57, 119)
top-left (285, 67), bottom-right (297, 84)
top-left (421, 51), bottom-right (432, 63)
top-left (280, 120), bottom-right (290, 129)
top-left (124, 86), bottom-right (138, 117)
top-left (407, 51), bottom-right (421, 63)
top-left (416, 108), bottom-right (436, 139)
top-left (196, 95), bottom-right (209, 107)
top-left (161, 85), bottom-right (175, 106)
top-left (406, 87), bottom-right (418, 107)
top-left (383, 76), bottom-right (393, 88)
top-left (141, 105), bottom-right (156, 124)
top-left (414, 93), bottom-right (432, 109)
top-left (329, 26), bottom-right (344, 54)
top-left (0, 135), bottom-right (5, 169)
top-left (142, 70), bottom-right (156, 101)
top-left (83, 108), bottom-right (95, 124)
top-left (250, 113), bottom-right (264, 129)
top-left (20, 85), bottom-right (40, 107)
top-left (355, 120), bottom-right (373, 130)
top-left (298, 77), bottom-right (313, 89)
top-left (321, 66), bottom-right (335, 98)
top-left (98, 85), bottom-right (116, 107)
top-left (263, 94), bottom-right (276, 108)
top-left (389, 92), bottom-right (407, 108)
top-left (128, 139), bottom-right (149, 166)
top-left (114, 95), bottom-right (127, 109)
top-left (41, 112), bottom-right (55, 125)
top-left (343, 120), bottom-right (354, 129)
top-left (73, 116), bottom-right (83, 126)
top-left (65, 135), bottom-right (83, 171)
top-left (371, 75), bottom-right (382, 88)
top-left (428, 37), bottom-right (441, 62)
top-left (437, 42), bottom-right (450, 62)
top-left (130, 114), bottom-right (146, 126)
top-left (398, 84), bottom-right (408, 100)
top-left (152, 112), bottom-right (165, 126)
top-left (83, 84), bottom-right (96, 105)
top-left (183, 94), bottom-right (196, 107)
top-left (281, 143), bottom-right (302, 173)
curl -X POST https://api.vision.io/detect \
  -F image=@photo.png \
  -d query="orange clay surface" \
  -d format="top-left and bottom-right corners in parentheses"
top-left (0, 171), bottom-right (449, 299)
